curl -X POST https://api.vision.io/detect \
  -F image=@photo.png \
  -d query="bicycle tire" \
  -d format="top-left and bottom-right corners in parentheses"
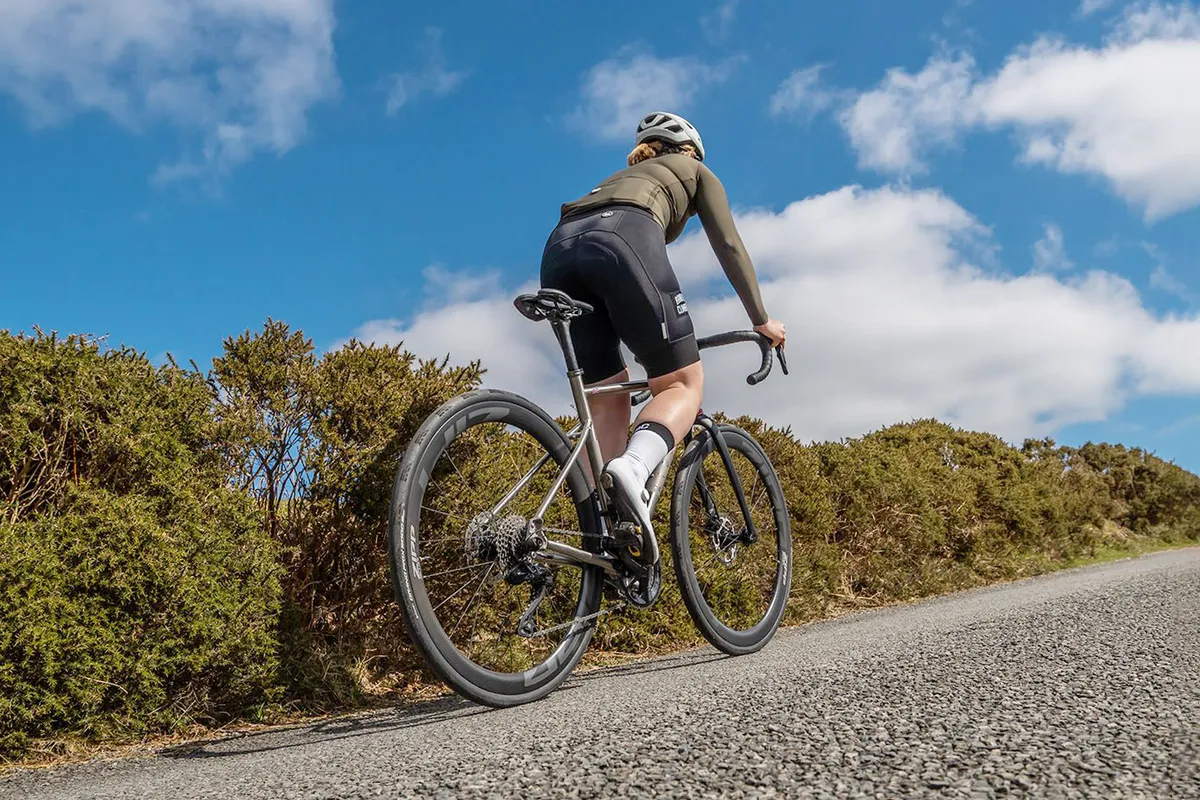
top-left (388, 388), bottom-right (603, 706)
top-left (669, 423), bottom-right (792, 655)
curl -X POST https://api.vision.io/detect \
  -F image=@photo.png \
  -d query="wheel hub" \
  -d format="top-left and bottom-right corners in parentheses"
top-left (708, 515), bottom-right (741, 566)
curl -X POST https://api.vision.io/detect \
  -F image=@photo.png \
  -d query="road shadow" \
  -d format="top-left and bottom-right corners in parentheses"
top-left (570, 650), bottom-right (728, 682)
top-left (159, 650), bottom-right (724, 762)
top-left (160, 695), bottom-right (493, 761)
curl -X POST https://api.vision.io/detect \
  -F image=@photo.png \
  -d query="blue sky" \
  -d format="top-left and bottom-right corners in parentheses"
top-left (1, 0), bottom-right (1197, 472)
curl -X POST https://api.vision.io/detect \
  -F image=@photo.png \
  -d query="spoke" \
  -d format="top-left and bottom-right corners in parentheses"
top-left (445, 452), bottom-right (473, 494)
top-left (506, 432), bottom-right (546, 477)
top-left (464, 601), bottom-right (484, 662)
top-left (420, 534), bottom-right (475, 560)
top-left (501, 447), bottom-right (523, 500)
top-left (432, 563), bottom-right (494, 614)
top-left (449, 563), bottom-right (495, 638)
top-left (514, 431), bottom-right (547, 461)
top-left (425, 561), bottom-right (492, 580)
top-left (696, 549), bottom-right (723, 577)
top-left (420, 535), bottom-right (468, 552)
top-left (421, 505), bottom-right (472, 524)
top-left (692, 543), bottom-right (724, 581)
top-left (747, 469), bottom-right (765, 515)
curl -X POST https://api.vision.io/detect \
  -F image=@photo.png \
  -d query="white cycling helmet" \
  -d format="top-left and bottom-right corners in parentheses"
top-left (635, 111), bottom-right (705, 161)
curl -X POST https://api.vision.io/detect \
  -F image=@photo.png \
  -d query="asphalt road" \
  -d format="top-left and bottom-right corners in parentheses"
top-left (3, 548), bottom-right (1197, 799)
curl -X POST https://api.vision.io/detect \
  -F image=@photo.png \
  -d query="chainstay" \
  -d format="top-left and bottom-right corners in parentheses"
top-left (542, 525), bottom-right (608, 540)
top-left (520, 525), bottom-right (635, 638)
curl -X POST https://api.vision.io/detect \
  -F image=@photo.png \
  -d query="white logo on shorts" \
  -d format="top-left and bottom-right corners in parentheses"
top-left (673, 292), bottom-right (688, 315)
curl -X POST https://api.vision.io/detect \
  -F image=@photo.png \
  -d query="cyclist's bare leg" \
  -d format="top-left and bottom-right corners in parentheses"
top-left (638, 361), bottom-right (704, 444)
top-left (584, 368), bottom-right (632, 484)
top-left (601, 361), bottom-right (703, 536)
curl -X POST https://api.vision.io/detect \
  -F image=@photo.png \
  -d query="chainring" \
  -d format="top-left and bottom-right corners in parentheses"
top-left (619, 558), bottom-right (662, 608)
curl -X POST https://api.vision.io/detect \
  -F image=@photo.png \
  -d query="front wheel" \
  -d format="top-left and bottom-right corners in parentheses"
top-left (670, 423), bottom-right (792, 655)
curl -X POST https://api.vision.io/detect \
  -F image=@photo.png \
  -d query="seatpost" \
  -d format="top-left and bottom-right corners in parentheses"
top-left (549, 319), bottom-right (581, 374)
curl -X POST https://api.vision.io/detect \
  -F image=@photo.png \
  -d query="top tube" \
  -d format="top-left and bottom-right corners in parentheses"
top-left (581, 330), bottom-right (786, 401)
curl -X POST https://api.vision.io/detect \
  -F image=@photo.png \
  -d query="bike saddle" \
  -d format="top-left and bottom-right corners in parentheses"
top-left (513, 289), bottom-right (594, 322)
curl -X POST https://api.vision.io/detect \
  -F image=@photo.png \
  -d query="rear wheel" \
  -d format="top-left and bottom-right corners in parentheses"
top-left (388, 389), bottom-right (603, 706)
top-left (669, 423), bottom-right (791, 655)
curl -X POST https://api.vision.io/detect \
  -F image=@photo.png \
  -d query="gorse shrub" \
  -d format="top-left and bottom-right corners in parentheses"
top-left (2, 322), bottom-right (1197, 760)
top-left (210, 321), bottom-right (484, 706)
top-left (0, 331), bottom-right (279, 758)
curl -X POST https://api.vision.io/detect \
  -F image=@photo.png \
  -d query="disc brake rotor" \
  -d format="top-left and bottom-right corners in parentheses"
top-left (709, 515), bottom-right (740, 567)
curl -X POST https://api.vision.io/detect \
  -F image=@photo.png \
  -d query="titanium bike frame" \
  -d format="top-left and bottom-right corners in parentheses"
top-left (496, 303), bottom-right (784, 579)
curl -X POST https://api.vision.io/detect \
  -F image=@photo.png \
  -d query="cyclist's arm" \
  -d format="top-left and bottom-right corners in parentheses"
top-left (694, 164), bottom-right (769, 326)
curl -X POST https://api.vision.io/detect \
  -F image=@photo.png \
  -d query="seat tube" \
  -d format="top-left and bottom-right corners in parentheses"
top-left (553, 320), bottom-right (608, 501)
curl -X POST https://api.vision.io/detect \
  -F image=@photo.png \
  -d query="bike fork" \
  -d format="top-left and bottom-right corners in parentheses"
top-left (694, 414), bottom-right (758, 544)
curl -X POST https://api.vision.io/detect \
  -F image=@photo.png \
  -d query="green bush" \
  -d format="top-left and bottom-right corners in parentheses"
top-left (0, 332), bottom-right (279, 758)
top-left (3, 323), bottom-right (1198, 761)
top-left (209, 321), bottom-right (484, 707)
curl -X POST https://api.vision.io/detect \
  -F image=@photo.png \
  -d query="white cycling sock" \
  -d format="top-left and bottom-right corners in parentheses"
top-left (619, 421), bottom-right (674, 488)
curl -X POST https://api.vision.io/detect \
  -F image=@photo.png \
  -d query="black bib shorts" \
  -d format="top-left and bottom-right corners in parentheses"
top-left (540, 205), bottom-right (701, 385)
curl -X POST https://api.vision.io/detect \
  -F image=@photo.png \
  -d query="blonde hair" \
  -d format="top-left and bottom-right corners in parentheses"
top-left (627, 140), bottom-right (699, 166)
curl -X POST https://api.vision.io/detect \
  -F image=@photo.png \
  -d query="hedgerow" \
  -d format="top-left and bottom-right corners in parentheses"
top-left (2, 323), bottom-right (1196, 759)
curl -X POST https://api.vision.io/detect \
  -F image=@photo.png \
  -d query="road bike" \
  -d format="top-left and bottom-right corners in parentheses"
top-left (388, 288), bottom-right (792, 706)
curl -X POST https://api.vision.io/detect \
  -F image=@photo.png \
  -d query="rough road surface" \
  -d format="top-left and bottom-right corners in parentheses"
top-left (3, 548), bottom-right (1197, 799)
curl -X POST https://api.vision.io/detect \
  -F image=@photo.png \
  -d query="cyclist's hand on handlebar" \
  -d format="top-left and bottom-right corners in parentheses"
top-left (754, 319), bottom-right (787, 348)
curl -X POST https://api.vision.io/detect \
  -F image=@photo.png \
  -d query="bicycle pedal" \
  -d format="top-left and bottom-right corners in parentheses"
top-left (613, 522), bottom-right (642, 555)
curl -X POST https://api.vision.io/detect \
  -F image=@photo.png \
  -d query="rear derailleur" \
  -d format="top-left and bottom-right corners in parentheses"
top-left (510, 561), bottom-right (554, 639)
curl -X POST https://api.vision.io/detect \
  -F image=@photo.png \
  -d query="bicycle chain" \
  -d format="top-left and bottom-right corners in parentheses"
top-left (522, 526), bottom-right (628, 639)
top-left (524, 601), bottom-right (626, 639)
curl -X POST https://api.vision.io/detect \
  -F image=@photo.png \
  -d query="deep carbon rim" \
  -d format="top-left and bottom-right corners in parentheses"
top-left (389, 391), bottom-right (603, 704)
top-left (672, 424), bottom-right (791, 653)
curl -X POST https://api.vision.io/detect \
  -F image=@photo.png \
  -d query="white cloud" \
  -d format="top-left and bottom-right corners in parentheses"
top-left (419, 264), bottom-right (504, 308)
top-left (0, 0), bottom-right (339, 181)
top-left (1150, 264), bottom-right (1192, 300)
top-left (1032, 223), bottom-right (1074, 271)
top-left (1114, 0), bottom-right (1200, 39)
top-left (1079, 0), bottom-right (1116, 16)
top-left (349, 185), bottom-right (1200, 445)
top-left (702, 0), bottom-right (739, 43)
top-left (350, 281), bottom-right (573, 413)
top-left (830, 3), bottom-right (1200, 219)
top-left (1142, 241), bottom-right (1196, 303)
top-left (838, 53), bottom-right (978, 174)
top-left (569, 47), bottom-right (735, 141)
top-left (385, 28), bottom-right (468, 116)
top-left (769, 65), bottom-right (838, 120)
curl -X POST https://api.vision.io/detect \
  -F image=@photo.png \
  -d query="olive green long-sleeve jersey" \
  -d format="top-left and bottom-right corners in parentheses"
top-left (560, 153), bottom-right (769, 326)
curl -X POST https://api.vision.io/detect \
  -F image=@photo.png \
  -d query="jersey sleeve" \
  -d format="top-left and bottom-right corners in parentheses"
top-left (694, 164), bottom-right (769, 326)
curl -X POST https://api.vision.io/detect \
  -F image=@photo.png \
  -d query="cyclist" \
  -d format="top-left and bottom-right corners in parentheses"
top-left (540, 111), bottom-right (786, 542)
